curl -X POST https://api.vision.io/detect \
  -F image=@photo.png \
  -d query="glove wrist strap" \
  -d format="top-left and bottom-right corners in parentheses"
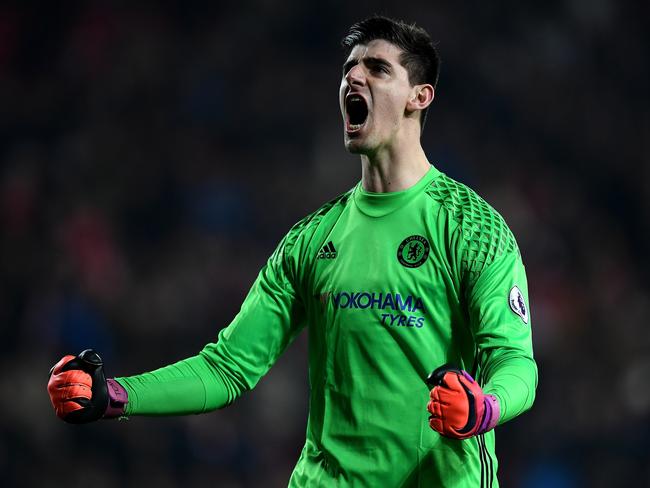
top-left (477, 394), bottom-right (500, 434)
top-left (104, 379), bottom-right (128, 418)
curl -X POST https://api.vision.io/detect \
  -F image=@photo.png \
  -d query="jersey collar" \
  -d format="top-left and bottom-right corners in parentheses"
top-left (353, 165), bottom-right (441, 217)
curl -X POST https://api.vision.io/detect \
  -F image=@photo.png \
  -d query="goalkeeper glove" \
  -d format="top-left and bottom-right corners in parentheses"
top-left (426, 365), bottom-right (499, 439)
top-left (47, 349), bottom-right (128, 423)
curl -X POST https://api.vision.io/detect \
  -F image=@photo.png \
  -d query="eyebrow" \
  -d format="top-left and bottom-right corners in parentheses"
top-left (342, 56), bottom-right (393, 75)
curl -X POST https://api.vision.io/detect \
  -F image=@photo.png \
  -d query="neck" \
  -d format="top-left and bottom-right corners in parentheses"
top-left (360, 138), bottom-right (430, 193)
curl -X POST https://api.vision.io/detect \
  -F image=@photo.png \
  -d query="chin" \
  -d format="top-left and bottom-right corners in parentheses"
top-left (344, 143), bottom-right (369, 156)
top-left (344, 135), bottom-right (373, 155)
top-left (344, 141), bottom-right (362, 154)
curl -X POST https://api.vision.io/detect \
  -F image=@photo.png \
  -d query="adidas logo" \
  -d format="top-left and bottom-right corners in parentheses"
top-left (317, 241), bottom-right (337, 259)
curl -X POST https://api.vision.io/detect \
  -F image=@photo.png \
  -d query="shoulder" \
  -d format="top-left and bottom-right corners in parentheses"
top-left (273, 188), bottom-right (353, 259)
top-left (425, 173), bottom-right (519, 275)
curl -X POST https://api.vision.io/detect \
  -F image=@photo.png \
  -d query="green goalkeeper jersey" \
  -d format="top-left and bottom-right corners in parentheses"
top-left (117, 165), bottom-right (537, 487)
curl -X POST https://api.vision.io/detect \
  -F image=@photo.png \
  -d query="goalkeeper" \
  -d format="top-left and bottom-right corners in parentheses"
top-left (48, 16), bottom-right (537, 487)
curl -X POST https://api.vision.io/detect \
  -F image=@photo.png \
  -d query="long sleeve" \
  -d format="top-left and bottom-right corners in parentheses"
top-left (466, 243), bottom-right (538, 424)
top-left (116, 229), bottom-right (307, 416)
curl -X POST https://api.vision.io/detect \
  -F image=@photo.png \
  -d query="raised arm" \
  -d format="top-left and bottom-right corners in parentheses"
top-left (48, 229), bottom-right (307, 421)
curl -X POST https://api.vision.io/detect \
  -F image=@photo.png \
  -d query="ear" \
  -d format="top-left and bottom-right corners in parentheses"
top-left (406, 84), bottom-right (435, 113)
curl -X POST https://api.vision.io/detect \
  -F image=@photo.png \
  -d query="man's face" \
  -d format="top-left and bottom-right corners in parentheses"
top-left (339, 39), bottom-right (415, 155)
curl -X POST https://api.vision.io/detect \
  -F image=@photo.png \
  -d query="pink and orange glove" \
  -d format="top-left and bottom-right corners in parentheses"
top-left (426, 365), bottom-right (499, 439)
top-left (47, 349), bottom-right (128, 423)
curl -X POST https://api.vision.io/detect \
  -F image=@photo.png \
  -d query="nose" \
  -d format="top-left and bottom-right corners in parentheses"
top-left (345, 64), bottom-right (365, 87)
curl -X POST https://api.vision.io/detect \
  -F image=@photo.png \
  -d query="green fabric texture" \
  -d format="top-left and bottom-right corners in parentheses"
top-left (116, 165), bottom-right (537, 487)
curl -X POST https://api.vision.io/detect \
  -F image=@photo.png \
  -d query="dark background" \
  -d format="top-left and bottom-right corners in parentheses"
top-left (1, 1), bottom-right (648, 487)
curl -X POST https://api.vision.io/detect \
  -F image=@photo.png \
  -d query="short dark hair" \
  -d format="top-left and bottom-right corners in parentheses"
top-left (341, 16), bottom-right (440, 130)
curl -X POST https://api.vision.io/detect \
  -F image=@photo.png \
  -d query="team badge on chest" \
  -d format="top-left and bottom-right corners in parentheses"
top-left (397, 235), bottom-right (430, 268)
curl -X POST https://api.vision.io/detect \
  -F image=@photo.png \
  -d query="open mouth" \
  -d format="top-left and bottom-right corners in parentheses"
top-left (345, 95), bottom-right (369, 132)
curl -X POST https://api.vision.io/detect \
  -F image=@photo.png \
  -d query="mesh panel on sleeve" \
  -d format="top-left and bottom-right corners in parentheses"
top-left (426, 175), bottom-right (518, 283)
top-left (270, 190), bottom-right (352, 275)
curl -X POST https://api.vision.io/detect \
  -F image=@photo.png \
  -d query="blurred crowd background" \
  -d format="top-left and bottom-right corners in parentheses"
top-left (1, 1), bottom-right (648, 487)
